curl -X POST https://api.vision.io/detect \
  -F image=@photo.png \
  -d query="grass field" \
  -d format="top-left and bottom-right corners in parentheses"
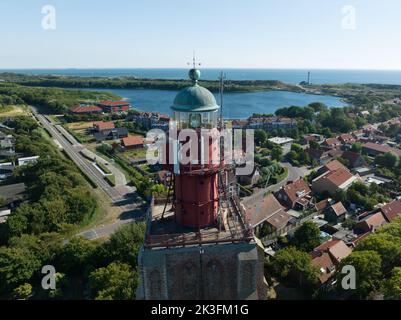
top-left (0, 105), bottom-right (30, 118)
top-left (67, 121), bottom-right (95, 130)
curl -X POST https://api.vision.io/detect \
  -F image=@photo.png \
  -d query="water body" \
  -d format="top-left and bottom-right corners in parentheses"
top-left (81, 88), bottom-right (346, 119)
top-left (3, 68), bottom-right (401, 85)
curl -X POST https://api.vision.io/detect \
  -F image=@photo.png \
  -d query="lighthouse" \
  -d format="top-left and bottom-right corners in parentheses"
top-left (137, 66), bottom-right (267, 300)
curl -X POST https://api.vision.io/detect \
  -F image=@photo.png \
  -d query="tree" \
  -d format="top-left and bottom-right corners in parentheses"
top-left (57, 237), bottom-right (97, 275)
top-left (309, 140), bottom-right (320, 150)
top-left (271, 146), bottom-right (283, 162)
top-left (0, 247), bottom-right (41, 294)
top-left (292, 221), bottom-right (321, 252)
top-left (382, 267), bottom-right (401, 300)
top-left (351, 142), bottom-right (363, 153)
top-left (355, 233), bottom-right (401, 274)
top-left (337, 250), bottom-right (382, 299)
top-left (97, 223), bottom-right (146, 266)
top-left (254, 129), bottom-right (267, 146)
top-left (12, 283), bottom-right (33, 300)
top-left (269, 247), bottom-right (318, 288)
top-left (375, 152), bottom-right (398, 168)
top-left (89, 262), bottom-right (138, 300)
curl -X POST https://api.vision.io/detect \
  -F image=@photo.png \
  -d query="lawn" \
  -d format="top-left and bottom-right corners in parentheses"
top-left (64, 122), bottom-right (95, 143)
top-left (0, 105), bottom-right (30, 118)
top-left (67, 121), bottom-right (95, 130)
top-left (118, 147), bottom-right (147, 161)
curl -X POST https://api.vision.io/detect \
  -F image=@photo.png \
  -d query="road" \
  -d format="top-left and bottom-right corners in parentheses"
top-left (32, 108), bottom-right (147, 239)
top-left (242, 162), bottom-right (311, 205)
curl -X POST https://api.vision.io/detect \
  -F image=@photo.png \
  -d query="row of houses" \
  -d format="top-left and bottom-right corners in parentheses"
top-left (70, 100), bottom-right (131, 114)
top-left (126, 111), bottom-right (170, 131)
top-left (232, 116), bottom-right (298, 132)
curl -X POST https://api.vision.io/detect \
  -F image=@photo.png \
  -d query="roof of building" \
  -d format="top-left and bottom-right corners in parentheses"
top-left (98, 100), bottom-right (130, 107)
top-left (356, 212), bottom-right (387, 232)
top-left (0, 183), bottom-right (26, 203)
top-left (93, 121), bottom-right (115, 131)
top-left (171, 69), bottom-right (219, 113)
top-left (305, 148), bottom-right (328, 160)
top-left (379, 200), bottom-right (401, 222)
top-left (266, 210), bottom-right (292, 230)
top-left (315, 199), bottom-right (331, 212)
top-left (339, 134), bottom-right (355, 143)
top-left (341, 151), bottom-right (364, 167)
top-left (247, 193), bottom-right (285, 228)
top-left (324, 138), bottom-right (340, 146)
top-left (312, 252), bottom-right (337, 284)
top-left (314, 168), bottom-right (355, 188)
top-left (363, 142), bottom-right (401, 156)
top-left (279, 179), bottom-right (311, 204)
top-left (121, 135), bottom-right (144, 147)
top-left (330, 202), bottom-right (347, 217)
top-left (323, 160), bottom-right (348, 173)
top-left (71, 105), bottom-right (102, 113)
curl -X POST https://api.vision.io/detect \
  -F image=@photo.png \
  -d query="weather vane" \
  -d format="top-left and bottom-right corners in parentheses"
top-left (188, 51), bottom-right (201, 69)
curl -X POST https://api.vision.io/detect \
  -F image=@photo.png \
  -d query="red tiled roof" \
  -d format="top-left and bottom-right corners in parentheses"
top-left (71, 105), bottom-right (102, 113)
top-left (121, 135), bottom-right (144, 147)
top-left (280, 179), bottom-right (311, 204)
top-left (324, 138), bottom-right (340, 146)
top-left (247, 194), bottom-right (285, 228)
top-left (323, 160), bottom-right (348, 173)
top-left (266, 210), bottom-right (292, 230)
top-left (316, 168), bottom-right (355, 188)
top-left (339, 134), bottom-right (355, 143)
top-left (379, 200), bottom-right (401, 222)
top-left (331, 202), bottom-right (347, 217)
top-left (99, 100), bottom-right (130, 107)
top-left (362, 142), bottom-right (401, 156)
top-left (356, 212), bottom-right (387, 233)
top-left (315, 199), bottom-right (330, 212)
top-left (93, 121), bottom-right (115, 131)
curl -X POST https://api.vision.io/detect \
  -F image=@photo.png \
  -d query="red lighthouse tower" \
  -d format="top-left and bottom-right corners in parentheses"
top-left (138, 66), bottom-right (266, 301)
top-left (168, 67), bottom-right (221, 229)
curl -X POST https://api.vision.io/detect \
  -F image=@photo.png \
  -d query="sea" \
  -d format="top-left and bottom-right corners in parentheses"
top-left (3, 68), bottom-right (401, 118)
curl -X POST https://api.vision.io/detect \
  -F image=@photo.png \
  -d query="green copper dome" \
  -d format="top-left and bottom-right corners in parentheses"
top-left (171, 69), bottom-right (219, 112)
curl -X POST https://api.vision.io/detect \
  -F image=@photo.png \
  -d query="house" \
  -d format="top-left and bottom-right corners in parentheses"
top-left (300, 134), bottom-right (322, 145)
top-left (93, 121), bottom-right (115, 132)
top-left (247, 116), bottom-right (297, 131)
top-left (18, 156), bottom-right (39, 166)
top-left (238, 166), bottom-right (261, 186)
top-left (94, 128), bottom-right (129, 142)
top-left (0, 162), bottom-right (14, 180)
top-left (315, 198), bottom-right (332, 213)
top-left (312, 168), bottom-right (358, 196)
top-left (305, 148), bottom-right (331, 164)
top-left (70, 105), bottom-right (103, 114)
top-left (341, 151), bottom-right (365, 168)
top-left (323, 138), bottom-right (341, 148)
top-left (126, 111), bottom-right (170, 130)
top-left (338, 134), bottom-right (356, 145)
top-left (362, 142), bottom-right (401, 157)
top-left (317, 159), bottom-right (348, 176)
top-left (354, 212), bottom-right (387, 234)
top-left (311, 238), bottom-right (352, 286)
top-left (246, 193), bottom-right (292, 236)
top-left (275, 179), bottom-right (313, 210)
top-left (121, 135), bottom-right (144, 150)
top-left (0, 133), bottom-right (15, 158)
top-left (268, 137), bottom-right (294, 147)
top-left (98, 100), bottom-right (130, 113)
top-left (324, 202), bottom-right (347, 224)
top-left (377, 200), bottom-right (401, 222)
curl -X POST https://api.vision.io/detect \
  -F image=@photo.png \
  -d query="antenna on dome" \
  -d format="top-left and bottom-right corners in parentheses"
top-left (219, 71), bottom-right (226, 130)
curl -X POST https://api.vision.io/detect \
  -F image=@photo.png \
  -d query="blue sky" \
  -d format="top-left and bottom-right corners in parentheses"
top-left (1, 0), bottom-right (400, 69)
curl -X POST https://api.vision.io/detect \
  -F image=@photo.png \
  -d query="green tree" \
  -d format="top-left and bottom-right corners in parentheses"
top-left (355, 233), bottom-right (401, 273)
top-left (89, 262), bottom-right (138, 300)
top-left (382, 267), bottom-right (401, 300)
top-left (0, 247), bottom-right (41, 294)
top-left (337, 250), bottom-right (382, 299)
top-left (12, 283), bottom-right (33, 300)
top-left (309, 140), bottom-right (320, 150)
top-left (375, 152), bottom-right (398, 168)
top-left (254, 129), bottom-right (268, 146)
top-left (292, 221), bottom-right (321, 252)
top-left (271, 146), bottom-right (283, 162)
top-left (269, 247), bottom-right (318, 288)
top-left (351, 142), bottom-right (363, 153)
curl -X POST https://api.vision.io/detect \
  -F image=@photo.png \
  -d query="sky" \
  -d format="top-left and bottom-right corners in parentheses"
top-left (1, 0), bottom-right (401, 70)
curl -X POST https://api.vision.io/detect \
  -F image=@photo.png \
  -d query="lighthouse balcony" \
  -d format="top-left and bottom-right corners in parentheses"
top-left (143, 197), bottom-right (254, 249)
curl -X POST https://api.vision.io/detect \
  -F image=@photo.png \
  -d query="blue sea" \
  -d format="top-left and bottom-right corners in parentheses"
top-left (3, 68), bottom-right (401, 85)
top-left (4, 68), bottom-right (401, 118)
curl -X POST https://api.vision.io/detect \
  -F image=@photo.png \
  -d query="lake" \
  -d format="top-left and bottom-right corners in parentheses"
top-left (83, 88), bottom-right (346, 119)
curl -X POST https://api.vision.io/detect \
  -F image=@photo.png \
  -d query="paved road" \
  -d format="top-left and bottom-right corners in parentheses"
top-left (32, 108), bottom-right (147, 239)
